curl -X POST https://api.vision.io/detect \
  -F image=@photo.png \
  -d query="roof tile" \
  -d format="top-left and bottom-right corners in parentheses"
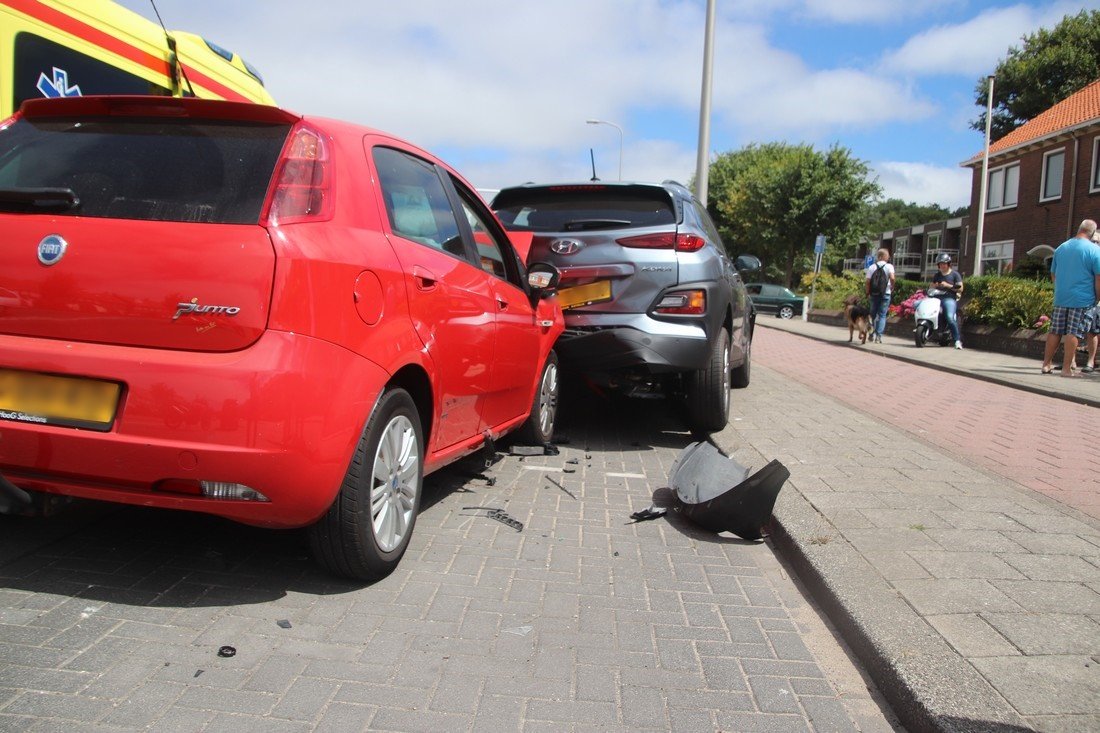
top-left (974, 78), bottom-right (1100, 160)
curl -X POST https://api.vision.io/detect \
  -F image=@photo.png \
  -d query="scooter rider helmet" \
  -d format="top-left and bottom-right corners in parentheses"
top-left (935, 253), bottom-right (952, 265)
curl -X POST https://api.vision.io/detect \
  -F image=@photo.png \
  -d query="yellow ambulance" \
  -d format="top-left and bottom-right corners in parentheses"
top-left (0, 0), bottom-right (275, 119)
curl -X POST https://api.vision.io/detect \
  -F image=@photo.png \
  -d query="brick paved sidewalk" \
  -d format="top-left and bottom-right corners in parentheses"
top-left (760, 317), bottom-right (1099, 409)
top-left (0, 391), bottom-right (896, 732)
top-left (757, 326), bottom-right (1100, 521)
top-left (734, 328), bottom-right (1100, 732)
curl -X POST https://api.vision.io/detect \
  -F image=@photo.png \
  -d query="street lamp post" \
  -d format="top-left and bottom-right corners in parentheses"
top-left (695, 0), bottom-right (716, 203)
top-left (974, 74), bottom-right (995, 277)
top-left (586, 119), bottom-right (623, 180)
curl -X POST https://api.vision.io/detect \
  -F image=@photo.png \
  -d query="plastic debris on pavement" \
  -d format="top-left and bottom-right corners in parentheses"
top-left (463, 506), bottom-right (524, 532)
top-left (629, 506), bottom-right (667, 522)
top-left (667, 441), bottom-right (789, 540)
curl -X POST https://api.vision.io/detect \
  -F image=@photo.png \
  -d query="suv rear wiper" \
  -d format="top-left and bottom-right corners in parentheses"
top-left (563, 218), bottom-right (632, 231)
top-left (0, 187), bottom-right (80, 213)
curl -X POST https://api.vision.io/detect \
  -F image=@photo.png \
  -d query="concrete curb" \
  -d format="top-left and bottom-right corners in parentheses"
top-left (767, 488), bottom-right (1032, 733)
top-left (758, 320), bottom-right (1100, 410)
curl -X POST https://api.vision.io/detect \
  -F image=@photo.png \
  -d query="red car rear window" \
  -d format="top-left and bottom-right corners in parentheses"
top-left (0, 116), bottom-right (290, 224)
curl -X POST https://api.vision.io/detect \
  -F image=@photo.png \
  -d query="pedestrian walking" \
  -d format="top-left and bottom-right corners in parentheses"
top-left (865, 248), bottom-right (895, 344)
top-left (1042, 219), bottom-right (1100, 376)
top-left (1082, 231), bottom-right (1100, 373)
top-left (931, 252), bottom-right (964, 349)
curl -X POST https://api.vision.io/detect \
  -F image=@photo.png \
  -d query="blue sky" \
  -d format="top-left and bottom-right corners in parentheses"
top-left (119, 0), bottom-right (1100, 208)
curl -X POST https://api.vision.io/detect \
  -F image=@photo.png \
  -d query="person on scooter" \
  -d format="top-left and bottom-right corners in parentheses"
top-left (930, 253), bottom-right (964, 349)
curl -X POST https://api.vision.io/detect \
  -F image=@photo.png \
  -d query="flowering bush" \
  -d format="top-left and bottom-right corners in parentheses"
top-left (894, 290), bottom-right (927, 320)
top-left (963, 278), bottom-right (1053, 329)
top-left (1033, 314), bottom-right (1051, 334)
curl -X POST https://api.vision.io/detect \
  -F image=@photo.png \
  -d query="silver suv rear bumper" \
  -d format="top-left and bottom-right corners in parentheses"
top-left (556, 313), bottom-right (709, 373)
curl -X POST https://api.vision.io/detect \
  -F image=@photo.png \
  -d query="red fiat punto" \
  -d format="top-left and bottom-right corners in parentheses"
top-left (0, 96), bottom-right (563, 580)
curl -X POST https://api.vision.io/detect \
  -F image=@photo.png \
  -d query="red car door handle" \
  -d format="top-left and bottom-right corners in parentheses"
top-left (412, 266), bottom-right (437, 291)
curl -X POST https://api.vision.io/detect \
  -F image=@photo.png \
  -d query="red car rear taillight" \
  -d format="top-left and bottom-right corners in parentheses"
top-left (264, 122), bottom-right (334, 225)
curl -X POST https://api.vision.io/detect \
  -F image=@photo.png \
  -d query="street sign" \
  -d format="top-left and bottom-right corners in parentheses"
top-left (863, 254), bottom-right (875, 269)
top-left (814, 234), bottom-right (826, 254)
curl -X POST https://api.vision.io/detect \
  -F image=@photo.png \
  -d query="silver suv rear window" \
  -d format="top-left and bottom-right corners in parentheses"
top-left (493, 186), bottom-right (676, 232)
top-left (0, 117), bottom-right (290, 224)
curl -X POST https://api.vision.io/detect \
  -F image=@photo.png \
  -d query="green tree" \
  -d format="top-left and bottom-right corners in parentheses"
top-left (972, 10), bottom-right (1100, 141)
top-left (705, 143), bottom-right (880, 287)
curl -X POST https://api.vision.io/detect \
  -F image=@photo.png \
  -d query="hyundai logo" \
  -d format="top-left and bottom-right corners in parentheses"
top-left (549, 238), bottom-right (584, 255)
top-left (37, 234), bottom-right (68, 266)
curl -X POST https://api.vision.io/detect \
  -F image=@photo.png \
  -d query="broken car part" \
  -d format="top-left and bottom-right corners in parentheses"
top-left (667, 441), bottom-right (789, 540)
top-left (463, 506), bottom-right (524, 532)
top-left (629, 505), bottom-right (668, 522)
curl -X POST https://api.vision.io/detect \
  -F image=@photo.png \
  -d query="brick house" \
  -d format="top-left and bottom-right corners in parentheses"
top-left (960, 78), bottom-right (1100, 275)
top-left (843, 217), bottom-right (966, 281)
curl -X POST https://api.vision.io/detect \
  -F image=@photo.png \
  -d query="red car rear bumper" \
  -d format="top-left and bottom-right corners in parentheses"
top-left (0, 330), bottom-right (388, 528)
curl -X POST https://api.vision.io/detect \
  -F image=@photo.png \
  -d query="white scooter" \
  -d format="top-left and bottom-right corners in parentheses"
top-left (913, 288), bottom-right (955, 348)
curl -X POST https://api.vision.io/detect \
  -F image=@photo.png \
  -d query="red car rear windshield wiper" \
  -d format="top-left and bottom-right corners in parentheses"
top-left (562, 218), bottom-right (632, 231)
top-left (0, 187), bottom-right (80, 213)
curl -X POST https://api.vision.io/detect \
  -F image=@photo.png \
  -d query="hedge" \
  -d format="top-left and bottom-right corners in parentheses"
top-left (800, 271), bottom-right (1055, 331)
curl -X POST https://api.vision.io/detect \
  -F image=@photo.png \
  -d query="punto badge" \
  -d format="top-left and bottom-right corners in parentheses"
top-left (37, 234), bottom-right (68, 266)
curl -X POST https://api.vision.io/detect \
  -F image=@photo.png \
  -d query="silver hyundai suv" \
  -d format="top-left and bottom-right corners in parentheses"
top-left (492, 181), bottom-right (759, 433)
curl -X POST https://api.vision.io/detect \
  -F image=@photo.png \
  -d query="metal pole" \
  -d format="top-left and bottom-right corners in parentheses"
top-left (974, 74), bottom-right (995, 277)
top-left (586, 120), bottom-right (623, 181)
top-left (694, 0), bottom-right (716, 203)
top-left (809, 252), bottom-right (820, 311)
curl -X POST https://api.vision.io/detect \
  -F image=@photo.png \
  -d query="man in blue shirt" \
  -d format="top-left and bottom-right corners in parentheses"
top-left (1042, 219), bottom-right (1100, 376)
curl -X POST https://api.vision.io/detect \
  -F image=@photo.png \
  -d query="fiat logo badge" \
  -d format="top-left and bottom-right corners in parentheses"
top-left (37, 234), bottom-right (68, 266)
top-left (550, 238), bottom-right (584, 255)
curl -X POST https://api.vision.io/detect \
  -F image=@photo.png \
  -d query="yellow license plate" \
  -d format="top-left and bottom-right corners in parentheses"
top-left (0, 369), bottom-right (121, 431)
top-left (557, 280), bottom-right (612, 309)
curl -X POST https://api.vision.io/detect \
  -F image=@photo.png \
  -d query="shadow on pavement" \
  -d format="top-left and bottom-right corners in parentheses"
top-left (0, 381), bottom-right (746, 607)
top-left (0, 453), bottom-right (513, 607)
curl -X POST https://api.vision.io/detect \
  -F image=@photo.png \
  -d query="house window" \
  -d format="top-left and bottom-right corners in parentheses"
top-left (926, 232), bottom-right (942, 250)
top-left (981, 240), bottom-right (1014, 275)
top-left (986, 164), bottom-right (1019, 211)
top-left (1040, 149), bottom-right (1064, 201)
top-left (1092, 137), bottom-right (1100, 192)
top-left (894, 235), bottom-right (909, 254)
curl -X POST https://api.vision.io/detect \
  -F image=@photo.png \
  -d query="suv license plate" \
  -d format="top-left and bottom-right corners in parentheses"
top-left (557, 281), bottom-right (612, 310)
top-left (0, 369), bottom-right (121, 431)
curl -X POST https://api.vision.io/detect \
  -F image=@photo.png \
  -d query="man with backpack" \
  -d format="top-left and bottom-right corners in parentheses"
top-left (865, 248), bottom-right (895, 344)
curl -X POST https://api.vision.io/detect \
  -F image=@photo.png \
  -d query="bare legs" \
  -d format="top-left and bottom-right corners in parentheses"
top-left (1043, 332), bottom-right (1081, 376)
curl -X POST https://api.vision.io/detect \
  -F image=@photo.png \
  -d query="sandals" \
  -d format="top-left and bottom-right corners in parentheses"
top-left (1041, 366), bottom-right (1054, 374)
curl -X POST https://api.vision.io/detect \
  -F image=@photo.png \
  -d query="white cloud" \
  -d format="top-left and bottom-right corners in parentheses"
top-left (455, 138), bottom-right (698, 193)
top-left (803, 0), bottom-right (956, 24)
top-left (733, 0), bottom-right (956, 24)
top-left (882, 2), bottom-right (1087, 76)
top-left (109, 0), bottom-right (943, 196)
top-left (872, 162), bottom-right (972, 208)
top-left (724, 70), bottom-right (936, 136)
top-left (118, 1), bottom-right (930, 149)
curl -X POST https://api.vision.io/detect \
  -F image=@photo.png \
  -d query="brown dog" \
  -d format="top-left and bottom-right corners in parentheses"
top-left (843, 295), bottom-right (871, 344)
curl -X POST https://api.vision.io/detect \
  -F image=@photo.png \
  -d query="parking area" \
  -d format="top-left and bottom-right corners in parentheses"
top-left (0, 386), bottom-right (896, 732)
